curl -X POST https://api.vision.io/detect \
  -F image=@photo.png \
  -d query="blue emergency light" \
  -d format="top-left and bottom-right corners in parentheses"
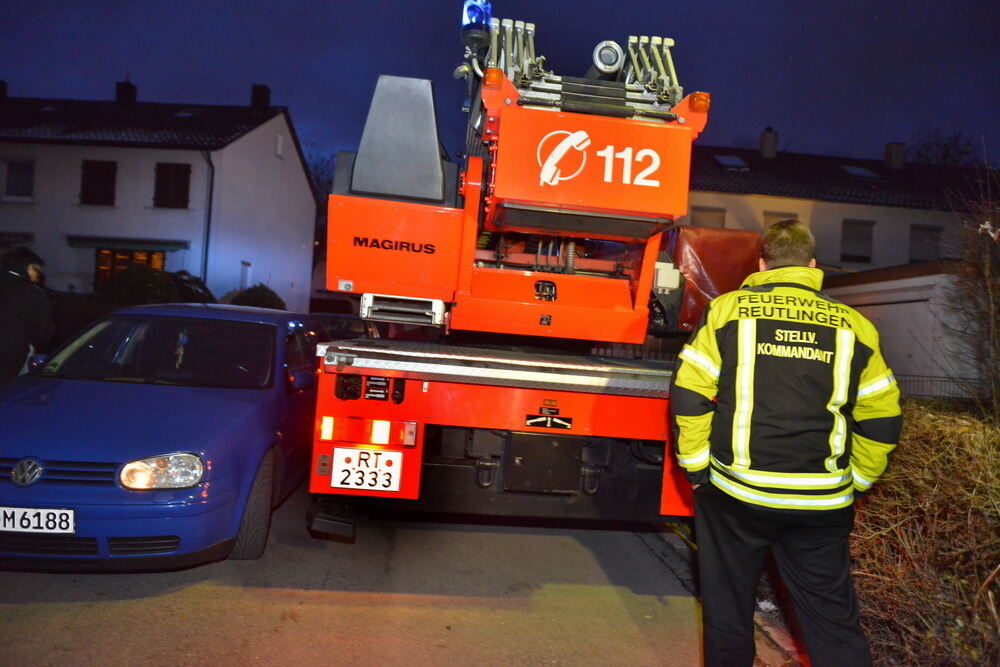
top-left (461, 0), bottom-right (491, 29)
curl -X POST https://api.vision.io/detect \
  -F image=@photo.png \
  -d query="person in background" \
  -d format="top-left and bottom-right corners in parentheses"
top-left (0, 246), bottom-right (54, 380)
top-left (671, 220), bottom-right (902, 666)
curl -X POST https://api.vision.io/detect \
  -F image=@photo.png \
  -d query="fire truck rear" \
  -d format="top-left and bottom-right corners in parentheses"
top-left (308, 4), bottom-right (759, 537)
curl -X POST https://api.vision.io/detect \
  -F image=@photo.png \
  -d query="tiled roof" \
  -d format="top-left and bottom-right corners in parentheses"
top-left (691, 145), bottom-right (989, 212)
top-left (0, 96), bottom-right (283, 150)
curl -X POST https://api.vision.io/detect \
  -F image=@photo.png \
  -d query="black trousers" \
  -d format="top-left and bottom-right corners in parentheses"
top-left (693, 484), bottom-right (872, 667)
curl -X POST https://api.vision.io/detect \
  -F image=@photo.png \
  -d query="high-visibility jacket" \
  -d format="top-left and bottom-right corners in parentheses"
top-left (671, 266), bottom-right (902, 511)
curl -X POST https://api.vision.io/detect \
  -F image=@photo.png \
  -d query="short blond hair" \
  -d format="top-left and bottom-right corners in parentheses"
top-left (761, 220), bottom-right (814, 268)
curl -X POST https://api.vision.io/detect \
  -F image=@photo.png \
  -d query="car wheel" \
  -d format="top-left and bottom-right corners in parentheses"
top-left (229, 449), bottom-right (274, 560)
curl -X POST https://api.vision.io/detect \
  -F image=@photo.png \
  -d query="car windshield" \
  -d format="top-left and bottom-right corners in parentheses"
top-left (40, 314), bottom-right (276, 389)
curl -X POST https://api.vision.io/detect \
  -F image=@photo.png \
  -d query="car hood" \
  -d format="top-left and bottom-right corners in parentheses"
top-left (0, 377), bottom-right (270, 462)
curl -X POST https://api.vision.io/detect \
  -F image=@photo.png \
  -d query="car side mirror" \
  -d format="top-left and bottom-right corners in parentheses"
top-left (28, 354), bottom-right (49, 372)
top-left (287, 369), bottom-right (316, 392)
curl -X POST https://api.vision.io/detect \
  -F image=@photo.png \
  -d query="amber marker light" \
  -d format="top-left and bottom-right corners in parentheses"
top-left (690, 91), bottom-right (711, 113)
top-left (483, 67), bottom-right (504, 89)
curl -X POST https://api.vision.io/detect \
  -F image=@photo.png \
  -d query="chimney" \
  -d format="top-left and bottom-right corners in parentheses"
top-left (884, 142), bottom-right (906, 170)
top-left (759, 127), bottom-right (778, 159)
top-left (115, 80), bottom-right (137, 106)
top-left (251, 84), bottom-right (271, 110)
top-left (0, 80), bottom-right (7, 101)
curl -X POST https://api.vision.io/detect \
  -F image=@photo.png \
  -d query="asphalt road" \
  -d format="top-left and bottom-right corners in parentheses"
top-left (0, 484), bottom-right (711, 667)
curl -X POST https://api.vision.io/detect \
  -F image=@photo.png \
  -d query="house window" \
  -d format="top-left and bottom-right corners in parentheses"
top-left (910, 225), bottom-right (941, 262)
top-left (841, 165), bottom-right (881, 179)
top-left (713, 155), bottom-right (749, 171)
top-left (3, 160), bottom-right (34, 200)
top-left (94, 248), bottom-right (166, 291)
top-left (154, 163), bottom-right (191, 209)
top-left (688, 207), bottom-right (725, 228)
top-left (80, 160), bottom-right (117, 206)
top-left (0, 231), bottom-right (34, 248)
top-left (841, 219), bottom-right (875, 263)
top-left (763, 211), bottom-right (798, 228)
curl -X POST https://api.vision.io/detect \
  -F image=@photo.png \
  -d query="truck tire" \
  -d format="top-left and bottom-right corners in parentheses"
top-left (229, 449), bottom-right (274, 560)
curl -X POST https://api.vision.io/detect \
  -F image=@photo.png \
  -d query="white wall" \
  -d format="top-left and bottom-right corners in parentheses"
top-left (826, 273), bottom-right (982, 396)
top-left (209, 114), bottom-right (315, 311)
top-left (1, 118), bottom-right (315, 310)
top-left (0, 142), bottom-right (205, 292)
top-left (682, 191), bottom-right (964, 271)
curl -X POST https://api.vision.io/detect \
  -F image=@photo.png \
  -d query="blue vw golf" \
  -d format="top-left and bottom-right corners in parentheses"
top-left (0, 304), bottom-right (331, 570)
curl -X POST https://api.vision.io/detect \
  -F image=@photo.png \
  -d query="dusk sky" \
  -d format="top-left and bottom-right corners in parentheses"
top-left (3, 1), bottom-right (998, 166)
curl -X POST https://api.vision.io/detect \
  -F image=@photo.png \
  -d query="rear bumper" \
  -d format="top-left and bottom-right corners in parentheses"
top-left (360, 458), bottom-right (676, 523)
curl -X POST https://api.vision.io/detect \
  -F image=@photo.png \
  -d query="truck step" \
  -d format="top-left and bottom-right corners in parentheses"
top-left (360, 293), bottom-right (445, 326)
top-left (307, 496), bottom-right (358, 540)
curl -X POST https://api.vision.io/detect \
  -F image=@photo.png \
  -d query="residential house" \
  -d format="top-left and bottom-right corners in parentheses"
top-left (0, 80), bottom-right (315, 311)
top-left (681, 128), bottom-right (979, 269)
top-left (682, 129), bottom-right (990, 396)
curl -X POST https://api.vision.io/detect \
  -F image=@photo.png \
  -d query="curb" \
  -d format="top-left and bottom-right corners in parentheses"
top-left (753, 609), bottom-right (807, 666)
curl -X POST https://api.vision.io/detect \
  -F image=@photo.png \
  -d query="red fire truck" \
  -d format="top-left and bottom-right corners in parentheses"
top-left (308, 5), bottom-right (759, 537)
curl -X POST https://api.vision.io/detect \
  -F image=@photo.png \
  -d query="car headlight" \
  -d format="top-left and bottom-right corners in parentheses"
top-left (120, 453), bottom-right (205, 490)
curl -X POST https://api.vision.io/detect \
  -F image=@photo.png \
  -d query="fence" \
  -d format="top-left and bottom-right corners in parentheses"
top-left (894, 374), bottom-right (991, 400)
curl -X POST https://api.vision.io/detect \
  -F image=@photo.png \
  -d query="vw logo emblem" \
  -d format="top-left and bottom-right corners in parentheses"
top-left (11, 458), bottom-right (44, 487)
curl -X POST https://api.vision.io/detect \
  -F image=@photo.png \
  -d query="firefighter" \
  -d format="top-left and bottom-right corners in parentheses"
top-left (671, 220), bottom-right (901, 667)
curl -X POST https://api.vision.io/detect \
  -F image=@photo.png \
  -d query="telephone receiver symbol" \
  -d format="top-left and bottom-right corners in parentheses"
top-left (539, 130), bottom-right (591, 186)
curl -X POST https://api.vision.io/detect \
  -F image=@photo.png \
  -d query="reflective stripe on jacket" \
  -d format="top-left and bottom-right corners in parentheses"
top-left (671, 266), bottom-right (902, 511)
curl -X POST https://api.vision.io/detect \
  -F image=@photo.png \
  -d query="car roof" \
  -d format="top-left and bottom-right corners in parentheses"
top-left (114, 303), bottom-right (313, 325)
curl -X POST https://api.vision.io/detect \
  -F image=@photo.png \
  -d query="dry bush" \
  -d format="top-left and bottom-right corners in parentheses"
top-left (852, 399), bottom-right (1000, 665)
top-left (946, 195), bottom-right (1000, 423)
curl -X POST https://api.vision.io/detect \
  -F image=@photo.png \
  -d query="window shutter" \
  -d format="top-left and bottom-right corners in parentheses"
top-left (154, 163), bottom-right (191, 208)
top-left (80, 160), bottom-right (117, 205)
top-left (841, 219), bottom-right (875, 263)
